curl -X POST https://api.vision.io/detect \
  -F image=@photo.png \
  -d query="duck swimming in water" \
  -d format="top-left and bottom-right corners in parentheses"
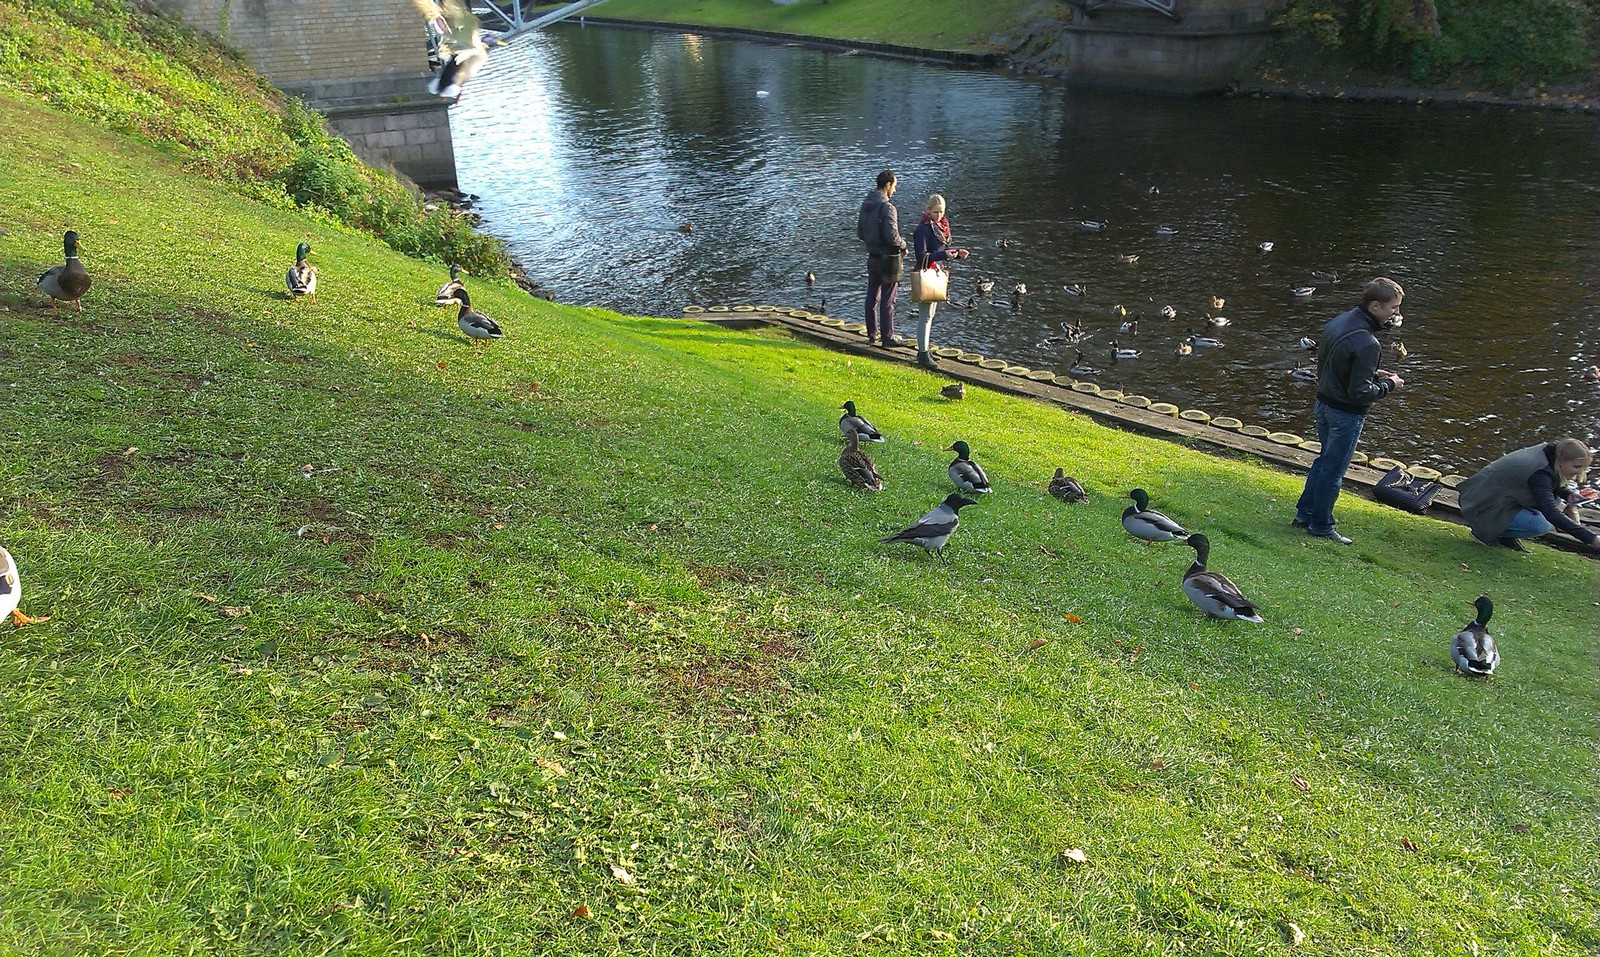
top-left (1068, 351), bottom-right (1102, 376)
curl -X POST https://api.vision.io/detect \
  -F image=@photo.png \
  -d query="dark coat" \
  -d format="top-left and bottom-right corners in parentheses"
top-left (1458, 443), bottom-right (1598, 543)
top-left (857, 189), bottom-right (905, 257)
top-left (1315, 306), bottom-right (1391, 413)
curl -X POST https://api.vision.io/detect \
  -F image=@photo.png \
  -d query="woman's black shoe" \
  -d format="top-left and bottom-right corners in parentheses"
top-left (1496, 536), bottom-right (1530, 552)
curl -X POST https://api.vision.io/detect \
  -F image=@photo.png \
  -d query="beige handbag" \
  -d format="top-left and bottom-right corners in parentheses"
top-left (909, 265), bottom-right (947, 303)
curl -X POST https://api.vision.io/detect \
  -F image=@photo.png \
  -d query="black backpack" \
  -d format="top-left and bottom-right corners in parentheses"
top-left (1373, 465), bottom-right (1441, 514)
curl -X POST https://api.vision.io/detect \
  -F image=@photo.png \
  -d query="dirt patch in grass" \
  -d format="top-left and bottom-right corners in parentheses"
top-left (656, 629), bottom-right (805, 720)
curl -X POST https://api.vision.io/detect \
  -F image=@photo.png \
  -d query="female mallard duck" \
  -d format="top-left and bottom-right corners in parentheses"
top-left (1185, 330), bottom-right (1224, 349)
top-left (945, 440), bottom-right (992, 494)
top-left (1176, 339), bottom-right (1193, 356)
top-left (36, 230), bottom-right (91, 311)
top-left (975, 277), bottom-right (995, 295)
top-left (286, 242), bottom-right (317, 301)
top-left (1311, 269), bottom-right (1339, 282)
top-left (1118, 319), bottom-right (1138, 335)
top-left (1068, 351), bottom-right (1101, 376)
top-left (939, 382), bottom-right (966, 400)
top-left (434, 263), bottom-right (466, 304)
top-left (1109, 341), bottom-right (1141, 359)
top-left (838, 400), bottom-right (884, 442)
top-left (1290, 361), bottom-right (1318, 382)
top-left (1111, 303), bottom-right (1127, 318)
top-left (1122, 488), bottom-right (1188, 542)
top-left (1180, 534), bottom-right (1263, 621)
top-left (1450, 595), bottom-right (1499, 677)
top-left (452, 287), bottom-right (503, 347)
top-left (1, 546), bottom-right (47, 626)
top-left (1049, 468), bottom-right (1087, 502)
top-left (1159, 304), bottom-right (1177, 320)
top-left (1060, 322), bottom-right (1089, 344)
top-left (1210, 295), bottom-right (1226, 310)
top-left (839, 428), bottom-right (884, 492)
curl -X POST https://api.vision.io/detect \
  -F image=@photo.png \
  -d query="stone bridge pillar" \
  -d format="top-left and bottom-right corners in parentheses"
top-left (1056, 0), bottom-right (1287, 94)
top-left (156, 0), bottom-right (457, 187)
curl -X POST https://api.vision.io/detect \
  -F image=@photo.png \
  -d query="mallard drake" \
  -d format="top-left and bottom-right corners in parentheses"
top-left (1176, 340), bottom-right (1193, 356)
top-left (452, 287), bottom-right (503, 347)
top-left (1116, 253), bottom-right (1140, 264)
top-left (1180, 534), bottom-right (1263, 621)
top-left (1154, 224), bottom-right (1178, 235)
top-left (1119, 319), bottom-right (1138, 335)
top-left (1450, 595), bottom-right (1499, 677)
top-left (36, 230), bottom-right (91, 310)
top-left (1290, 286), bottom-right (1315, 298)
top-left (1159, 305), bottom-right (1177, 319)
top-left (1290, 361), bottom-right (1318, 382)
top-left (1258, 241), bottom-right (1274, 252)
top-left (286, 242), bottom-right (317, 301)
top-left (940, 382), bottom-right (966, 400)
top-left (1069, 351), bottom-right (1102, 376)
top-left (1203, 313), bottom-right (1230, 328)
top-left (1298, 336), bottom-right (1317, 350)
top-left (1049, 468), bottom-right (1087, 502)
top-left (838, 400), bottom-right (884, 442)
top-left (880, 493), bottom-right (978, 563)
top-left (1122, 488), bottom-right (1189, 542)
top-left (1080, 220), bottom-right (1106, 231)
top-left (945, 440), bottom-right (992, 494)
top-left (1210, 295), bottom-right (1226, 310)
top-left (434, 263), bottom-right (466, 304)
top-left (839, 428), bottom-right (884, 492)
top-left (1063, 283), bottom-right (1086, 297)
top-left (1185, 330), bottom-right (1224, 349)
top-left (0, 546), bottom-right (47, 626)
top-left (1109, 341), bottom-right (1141, 359)
top-left (1311, 269), bottom-right (1339, 282)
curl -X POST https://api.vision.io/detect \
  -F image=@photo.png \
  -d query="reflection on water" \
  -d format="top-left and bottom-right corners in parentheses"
top-left (452, 23), bottom-right (1600, 470)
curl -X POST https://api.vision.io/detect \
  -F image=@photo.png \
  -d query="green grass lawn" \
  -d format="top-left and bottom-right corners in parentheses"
top-left (2, 97), bottom-right (1598, 955)
top-left (591, 0), bottom-right (1051, 52)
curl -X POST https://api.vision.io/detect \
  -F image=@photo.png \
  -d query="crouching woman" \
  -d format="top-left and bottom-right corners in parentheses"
top-left (1457, 437), bottom-right (1599, 552)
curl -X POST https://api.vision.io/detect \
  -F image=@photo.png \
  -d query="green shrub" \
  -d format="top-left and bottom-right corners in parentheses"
top-left (0, 0), bottom-right (511, 276)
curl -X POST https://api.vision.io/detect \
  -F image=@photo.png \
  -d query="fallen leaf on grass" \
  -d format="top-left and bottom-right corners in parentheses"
top-left (1290, 774), bottom-right (1309, 791)
top-left (1149, 758), bottom-right (1166, 770)
top-left (120, 446), bottom-right (138, 457)
top-left (1510, 823), bottom-right (1530, 833)
top-left (108, 789), bottom-right (130, 801)
top-left (1284, 920), bottom-right (1305, 945)
top-left (220, 605), bottom-right (251, 618)
top-left (536, 756), bottom-right (568, 778)
top-left (571, 904), bottom-right (593, 919)
top-left (1063, 613), bottom-right (1083, 623)
top-left (191, 592), bottom-right (217, 603)
top-left (1038, 544), bottom-right (1056, 558)
top-left (1027, 638), bottom-right (1048, 651)
top-left (1400, 836), bottom-right (1419, 852)
top-left (435, 360), bottom-right (448, 370)
top-left (1060, 848), bottom-right (1088, 864)
top-left (608, 863), bottom-right (635, 884)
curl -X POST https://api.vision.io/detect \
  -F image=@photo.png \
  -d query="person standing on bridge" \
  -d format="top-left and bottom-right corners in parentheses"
top-left (1292, 277), bottom-right (1407, 545)
top-left (857, 169), bottom-right (908, 349)
top-left (910, 192), bottom-right (969, 370)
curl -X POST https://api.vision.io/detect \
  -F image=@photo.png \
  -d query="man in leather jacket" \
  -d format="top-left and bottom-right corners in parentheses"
top-left (856, 169), bottom-right (908, 348)
top-left (1292, 277), bottom-right (1406, 545)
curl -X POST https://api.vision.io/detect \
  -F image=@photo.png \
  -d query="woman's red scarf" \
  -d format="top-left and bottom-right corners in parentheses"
top-left (920, 213), bottom-right (951, 246)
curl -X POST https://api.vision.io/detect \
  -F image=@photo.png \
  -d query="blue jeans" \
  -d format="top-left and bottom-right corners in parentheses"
top-left (864, 256), bottom-right (898, 344)
top-left (1295, 399), bottom-right (1367, 535)
top-left (1504, 508), bottom-right (1553, 539)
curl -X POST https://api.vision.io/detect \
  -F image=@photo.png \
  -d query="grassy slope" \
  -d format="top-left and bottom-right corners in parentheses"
top-left (590, 0), bottom-right (1048, 52)
top-left (1, 97), bottom-right (1597, 955)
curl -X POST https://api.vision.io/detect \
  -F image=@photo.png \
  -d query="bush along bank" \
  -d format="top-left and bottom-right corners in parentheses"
top-left (0, 0), bottom-right (510, 276)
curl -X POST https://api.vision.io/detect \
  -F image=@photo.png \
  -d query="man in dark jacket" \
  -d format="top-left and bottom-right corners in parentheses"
top-left (857, 169), bottom-right (907, 348)
top-left (1292, 277), bottom-right (1406, 545)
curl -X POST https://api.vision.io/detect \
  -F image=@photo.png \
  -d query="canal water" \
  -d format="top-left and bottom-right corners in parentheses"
top-left (451, 22), bottom-right (1600, 472)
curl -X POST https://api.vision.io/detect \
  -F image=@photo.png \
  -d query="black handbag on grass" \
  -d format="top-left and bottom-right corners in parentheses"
top-left (1373, 465), bottom-right (1441, 513)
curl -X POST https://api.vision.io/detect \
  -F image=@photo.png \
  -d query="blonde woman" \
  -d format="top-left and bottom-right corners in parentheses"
top-left (910, 193), bottom-right (968, 369)
top-left (1458, 438), bottom-right (1598, 551)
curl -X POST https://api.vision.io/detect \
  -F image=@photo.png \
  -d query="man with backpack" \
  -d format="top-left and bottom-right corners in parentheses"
top-left (856, 169), bottom-right (908, 349)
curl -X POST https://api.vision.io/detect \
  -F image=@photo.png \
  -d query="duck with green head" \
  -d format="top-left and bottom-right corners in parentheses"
top-left (1450, 595), bottom-right (1499, 677)
top-left (286, 242), bottom-right (317, 301)
top-left (838, 401), bottom-right (884, 442)
top-left (1180, 534), bottom-right (1262, 621)
top-left (453, 287), bottom-right (503, 349)
top-left (1122, 488), bottom-right (1189, 542)
top-left (945, 440), bottom-right (992, 494)
top-left (435, 263), bottom-right (466, 305)
top-left (36, 230), bottom-right (91, 310)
